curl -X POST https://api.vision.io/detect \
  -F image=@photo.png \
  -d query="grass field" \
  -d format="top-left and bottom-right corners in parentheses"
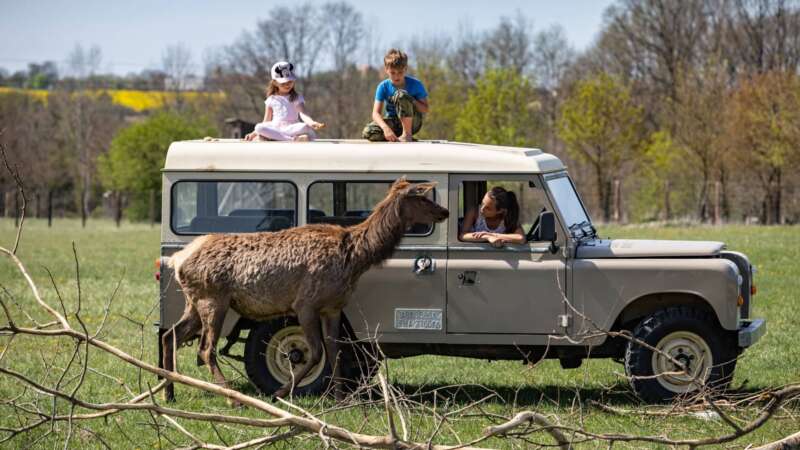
top-left (0, 219), bottom-right (798, 449)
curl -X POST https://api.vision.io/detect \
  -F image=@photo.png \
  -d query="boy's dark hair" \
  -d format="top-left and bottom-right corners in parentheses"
top-left (488, 187), bottom-right (520, 232)
top-left (267, 79), bottom-right (299, 101)
top-left (383, 49), bottom-right (408, 70)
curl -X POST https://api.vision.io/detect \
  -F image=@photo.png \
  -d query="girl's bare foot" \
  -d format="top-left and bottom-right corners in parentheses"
top-left (398, 134), bottom-right (413, 143)
top-left (294, 134), bottom-right (310, 142)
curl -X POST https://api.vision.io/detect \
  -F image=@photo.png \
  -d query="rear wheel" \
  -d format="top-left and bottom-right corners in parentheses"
top-left (244, 317), bottom-right (330, 396)
top-left (624, 307), bottom-right (738, 402)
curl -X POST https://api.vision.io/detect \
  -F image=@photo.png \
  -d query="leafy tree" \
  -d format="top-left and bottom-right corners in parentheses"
top-left (726, 71), bottom-right (800, 224)
top-left (454, 69), bottom-right (542, 147)
top-left (414, 63), bottom-right (469, 141)
top-left (99, 112), bottom-right (217, 220)
top-left (557, 73), bottom-right (645, 222)
top-left (667, 65), bottom-right (731, 221)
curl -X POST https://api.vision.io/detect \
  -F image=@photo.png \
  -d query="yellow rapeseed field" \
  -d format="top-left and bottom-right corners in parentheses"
top-left (0, 87), bottom-right (224, 112)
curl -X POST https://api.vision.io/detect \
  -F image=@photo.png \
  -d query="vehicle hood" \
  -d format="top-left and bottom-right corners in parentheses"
top-left (576, 239), bottom-right (726, 258)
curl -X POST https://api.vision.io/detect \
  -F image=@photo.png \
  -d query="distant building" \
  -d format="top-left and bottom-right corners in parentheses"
top-left (224, 118), bottom-right (255, 139)
top-left (164, 74), bottom-right (204, 91)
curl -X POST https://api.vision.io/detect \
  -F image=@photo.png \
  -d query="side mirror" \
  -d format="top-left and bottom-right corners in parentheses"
top-left (538, 211), bottom-right (560, 254)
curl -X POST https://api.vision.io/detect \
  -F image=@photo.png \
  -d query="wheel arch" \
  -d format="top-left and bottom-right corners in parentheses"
top-left (612, 292), bottom-right (723, 333)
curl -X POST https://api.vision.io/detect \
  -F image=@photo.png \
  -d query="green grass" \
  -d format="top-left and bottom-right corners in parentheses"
top-left (0, 219), bottom-right (798, 449)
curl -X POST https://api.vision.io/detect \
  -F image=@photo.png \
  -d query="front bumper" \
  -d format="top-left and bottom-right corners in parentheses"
top-left (738, 318), bottom-right (766, 348)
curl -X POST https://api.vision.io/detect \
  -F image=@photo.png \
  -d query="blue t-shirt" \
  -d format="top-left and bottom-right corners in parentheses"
top-left (374, 76), bottom-right (428, 117)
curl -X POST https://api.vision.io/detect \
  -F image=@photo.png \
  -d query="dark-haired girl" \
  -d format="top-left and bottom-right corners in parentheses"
top-left (460, 187), bottom-right (525, 247)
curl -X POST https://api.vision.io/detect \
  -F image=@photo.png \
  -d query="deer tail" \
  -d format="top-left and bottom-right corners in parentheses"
top-left (168, 235), bottom-right (209, 284)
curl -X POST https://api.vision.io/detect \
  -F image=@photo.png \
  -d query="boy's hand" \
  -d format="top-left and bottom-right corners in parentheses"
top-left (382, 126), bottom-right (399, 142)
top-left (311, 122), bottom-right (326, 130)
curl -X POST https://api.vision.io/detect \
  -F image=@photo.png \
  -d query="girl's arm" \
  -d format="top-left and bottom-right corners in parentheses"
top-left (459, 209), bottom-right (489, 242)
top-left (297, 102), bottom-right (325, 129)
top-left (486, 227), bottom-right (526, 246)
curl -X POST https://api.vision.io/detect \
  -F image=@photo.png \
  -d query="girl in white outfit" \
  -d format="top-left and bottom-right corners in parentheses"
top-left (245, 61), bottom-right (324, 142)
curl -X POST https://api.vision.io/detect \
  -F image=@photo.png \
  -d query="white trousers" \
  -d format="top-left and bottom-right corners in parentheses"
top-left (254, 121), bottom-right (316, 141)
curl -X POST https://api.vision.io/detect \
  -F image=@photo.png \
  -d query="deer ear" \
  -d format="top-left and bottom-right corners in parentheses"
top-left (391, 176), bottom-right (411, 193)
top-left (411, 182), bottom-right (437, 196)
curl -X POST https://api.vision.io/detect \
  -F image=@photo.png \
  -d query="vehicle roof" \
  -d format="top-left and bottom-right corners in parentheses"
top-left (163, 139), bottom-right (566, 174)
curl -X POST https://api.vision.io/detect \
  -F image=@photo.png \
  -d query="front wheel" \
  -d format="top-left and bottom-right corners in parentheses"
top-left (624, 307), bottom-right (738, 402)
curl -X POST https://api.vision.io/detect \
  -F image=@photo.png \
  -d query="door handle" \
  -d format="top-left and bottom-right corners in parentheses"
top-left (413, 256), bottom-right (435, 275)
top-left (458, 271), bottom-right (477, 285)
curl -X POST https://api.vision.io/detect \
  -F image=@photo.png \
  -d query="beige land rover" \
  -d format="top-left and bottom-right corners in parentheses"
top-left (158, 139), bottom-right (765, 402)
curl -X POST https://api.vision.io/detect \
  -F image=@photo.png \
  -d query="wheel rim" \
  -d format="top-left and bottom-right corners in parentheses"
top-left (264, 325), bottom-right (325, 388)
top-left (651, 331), bottom-right (713, 394)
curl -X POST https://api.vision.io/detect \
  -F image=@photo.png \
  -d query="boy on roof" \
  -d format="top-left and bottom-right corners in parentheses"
top-left (362, 49), bottom-right (429, 142)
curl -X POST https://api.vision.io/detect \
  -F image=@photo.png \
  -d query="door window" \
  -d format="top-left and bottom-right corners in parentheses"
top-left (308, 181), bottom-right (436, 235)
top-left (171, 181), bottom-right (297, 234)
top-left (457, 180), bottom-right (550, 243)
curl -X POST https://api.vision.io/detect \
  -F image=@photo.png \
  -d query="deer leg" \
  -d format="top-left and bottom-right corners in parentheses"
top-left (274, 308), bottom-right (323, 399)
top-left (322, 312), bottom-right (344, 401)
top-left (162, 303), bottom-right (202, 374)
top-left (195, 297), bottom-right (231, 389)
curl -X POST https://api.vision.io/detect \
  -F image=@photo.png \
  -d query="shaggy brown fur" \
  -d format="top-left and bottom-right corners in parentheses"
top-left (163, 178), bottom-right (448, 400)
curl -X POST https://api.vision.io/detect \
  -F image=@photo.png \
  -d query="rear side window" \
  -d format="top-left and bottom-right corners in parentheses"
top-left (171, 181), bottom-right (297, 234)
top-left (308, 181), bottom-right (434, 236)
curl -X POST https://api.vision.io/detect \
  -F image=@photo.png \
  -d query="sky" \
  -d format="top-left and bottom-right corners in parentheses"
top-left (0, 0), bottom-right (614, 76)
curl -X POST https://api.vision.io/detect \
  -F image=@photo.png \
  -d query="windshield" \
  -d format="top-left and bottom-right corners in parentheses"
top-left (546, 175), bottom-right (593, 238)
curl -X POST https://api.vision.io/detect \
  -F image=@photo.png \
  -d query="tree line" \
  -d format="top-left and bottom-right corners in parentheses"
top-left (2, 0), bottom-right (800, 225)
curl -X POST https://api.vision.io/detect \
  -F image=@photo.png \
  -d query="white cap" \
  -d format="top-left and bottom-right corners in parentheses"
top-left (271, 61), bottom-right (296, 83)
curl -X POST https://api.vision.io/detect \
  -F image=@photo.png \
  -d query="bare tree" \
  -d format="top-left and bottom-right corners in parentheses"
top-left (67, 44), bottom-right (102, 86)
top-left (603, 0), bottom-right (712, 101)
top-left (251, 3), bottom-right (326, 80)
top-left (162, 43), bottom-right (195, 92)
top-left (221, 3), bottom-right (329, 119)
top-left (448, 22), bottom-right (487, 85)
top-left (725, 0), bottom-right (800, 73)
top-left (483, 14), bottom-right (534, 75)
top-left (323, 1), bottom-right (364, 71)
top-left (532, 24), bottom-right (575, 91)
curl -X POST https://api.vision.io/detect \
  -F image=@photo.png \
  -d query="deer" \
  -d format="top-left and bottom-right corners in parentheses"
top-left (163, 177), bottom-right (449, 401)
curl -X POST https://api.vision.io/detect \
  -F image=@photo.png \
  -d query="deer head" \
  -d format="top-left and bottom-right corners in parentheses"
top-left (393, 177), bottom-right (449, 226)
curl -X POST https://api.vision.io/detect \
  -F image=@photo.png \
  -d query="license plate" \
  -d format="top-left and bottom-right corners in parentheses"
top-left (394, 308), bottom-right (443, 330)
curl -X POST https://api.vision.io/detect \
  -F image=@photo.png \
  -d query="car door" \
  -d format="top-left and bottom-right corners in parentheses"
top-left (446, 174), bottom-right (567, 335)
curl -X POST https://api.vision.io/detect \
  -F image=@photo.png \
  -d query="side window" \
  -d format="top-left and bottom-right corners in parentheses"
top-left (171, 181), bottom-right (297, 234)
top-left (458, 180), bottom-right (550, 242)
top-left (308, 181), bottom-right (435, 236)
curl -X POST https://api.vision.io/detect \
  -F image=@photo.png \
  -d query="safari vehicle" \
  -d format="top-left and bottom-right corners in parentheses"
top-left (158, 139), bottom-right (765, 402)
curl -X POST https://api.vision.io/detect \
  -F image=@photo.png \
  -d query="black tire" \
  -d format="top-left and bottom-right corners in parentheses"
top-left (624, 306), bottom-right (738, 403)
top-left (244, 317), bottom-right (331, 397)
top-left (337, 324), bottom-right (381, 392)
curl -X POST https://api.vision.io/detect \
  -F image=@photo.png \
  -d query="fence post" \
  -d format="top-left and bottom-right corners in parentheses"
top-left (612, 179), bottom-right (621, 223)
top-left (149, 190), bottom-right (156, 227)
top-left (663, 180), bottom-right (671, 221)
top-left (81, 187), bottom-right (87, 228)
top-left (13, 191), bottom-right (19, 228)
top-left (713, 181), bottom-right (721, 225)
top-left (4, 191), bottom-right (12, 218)
top-left (115, 191), bottom-right (123, 227)
top-left (47, 189), bottom-right (53, 227)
